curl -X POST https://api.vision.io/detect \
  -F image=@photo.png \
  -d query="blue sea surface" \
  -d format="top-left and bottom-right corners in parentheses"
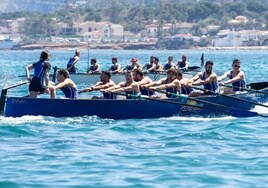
top-left (0, 50), bottom-right (268, 187)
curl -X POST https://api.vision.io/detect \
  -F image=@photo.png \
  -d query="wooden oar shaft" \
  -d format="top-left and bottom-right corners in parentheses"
top-left (224, 85), bottom-right (268, 95)
top-left (153, 89), bottom-right (229, 110)
top-left (193, 86), bottom-right (268, 109)
top-left (114, 92), bottom-right (226, 112)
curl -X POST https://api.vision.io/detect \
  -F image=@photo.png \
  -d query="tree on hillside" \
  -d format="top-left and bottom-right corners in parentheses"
top-left (109, 0), bottom-right (123, 23)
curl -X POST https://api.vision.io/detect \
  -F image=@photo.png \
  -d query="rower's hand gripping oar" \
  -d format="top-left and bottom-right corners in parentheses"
top-left (113, 92), bottom-right (266, 118)
top-left (151, 89), bottom-right (267, 118)
top-left (191, 86), bottom-right (268, 109)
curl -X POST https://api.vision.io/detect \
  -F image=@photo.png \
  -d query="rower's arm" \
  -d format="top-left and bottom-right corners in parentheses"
top-left (111, 64), bottom-right (121, 74)
top-left (105, 82), bottom-right (124, 92)
top-left (146, 65), bottom-right (155, 72)
top-left (194, 74), bottom-right (217, 86)
top-left (218, 71), bottom-right (229, 82)
top-left (144, 78), bottom-right (165, 88)
top-left (154, 81), bottom-right (177, 90)
top-left (91, 65), bottom-right (101, 73)
top-left (94, 82), bottom-right (115, 91)
top-left (190, 72), bottom-right (201, 83)
top-left (82, 82), bottom-right (102, 92)
top-left (54, 78), bottom-right (71, 90)
top-left (136, 77), bottom-right (152, 85)
top-left (224, 72), bottom-right (244, 84)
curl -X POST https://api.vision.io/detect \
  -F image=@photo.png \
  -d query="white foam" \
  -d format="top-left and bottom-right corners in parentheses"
top-left (161, 116), bottom-right (235, 121)
top-left (0, 115), bottom-right (103, 126)
top-left (251, 102), bottom-right (268, 115)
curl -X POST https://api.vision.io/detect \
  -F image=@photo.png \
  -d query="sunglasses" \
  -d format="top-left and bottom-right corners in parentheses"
top-left (234, 65), bottom-right (240, 68)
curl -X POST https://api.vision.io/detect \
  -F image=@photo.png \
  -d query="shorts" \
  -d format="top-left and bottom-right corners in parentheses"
top-left (29, 77), bottom-right (46, 92)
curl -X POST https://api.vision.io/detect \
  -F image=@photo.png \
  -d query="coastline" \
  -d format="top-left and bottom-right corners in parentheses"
top-left (7, 41), bottom-right (268, 51)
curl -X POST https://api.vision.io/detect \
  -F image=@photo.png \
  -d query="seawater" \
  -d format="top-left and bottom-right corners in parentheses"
top-left (0, 50), bottom-right (268, 187)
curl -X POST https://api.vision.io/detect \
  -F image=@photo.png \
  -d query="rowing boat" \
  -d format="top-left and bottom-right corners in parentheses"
top-left (18, 66), bottom-right (200, 84)
top-left (2, 84), bottom-right (267, 119)
top-left (1, 80), bottom-right (267, 119)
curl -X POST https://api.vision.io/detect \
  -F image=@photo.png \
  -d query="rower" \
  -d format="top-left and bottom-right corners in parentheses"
top-left (122, 58), bottom-right (142, 71)
top-left (218, 59), bottom-right (246, 93)
top-left (148, 71), bottom-right (193, 96)
top-left (105, 71), bottom-right (139, 99)
top-left (143, 56), bottom-right (155, 73)
top-left (25, 50), bottom-right (51, 98)
top-left (189, 60), bottom-right (218, 97)
top-left (49, 69), bottom-right (78, 99)
top-left (147, 57), bottom-right (163, 72)
top-left (133, 69), bottom-right (154, 96)
top-left (163, 56), bottom-right (176, 71)
top-left (177, 55), bottom-right (189, 71)
top-left (109, 57), bottom-right (121, 74)
top-left (82, 71), bottom-right (116, 99)
top-left (66, 50), bottom-right (80, 73)
top-left (143, 68), bottom-right (178, 98)
top-left (86, 58), bottom-right (100, 74)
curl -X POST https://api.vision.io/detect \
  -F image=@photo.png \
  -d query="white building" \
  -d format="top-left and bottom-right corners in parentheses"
top-left (102, 24), bottom-right (124, 42)
top-left (212, 29), bottom-right (259, 47)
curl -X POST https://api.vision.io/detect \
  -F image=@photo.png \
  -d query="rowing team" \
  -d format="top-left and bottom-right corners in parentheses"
top-left (66, 50), bottom-right (190, 74)
top-left (25, 51), bottom-right (245, 99)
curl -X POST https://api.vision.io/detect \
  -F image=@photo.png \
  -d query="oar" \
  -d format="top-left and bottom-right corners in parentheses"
top-left (152, 89), bottom-right (267, 118)
top-left (192, 86), bottom-right (268, 109)
top-left (113, 92), bottom-right (265, 118)
top-left (1, 81), bottom-right (29, 115)
top-left (223, 85), bottom-right (268, 95)
top-left (153, 89), bottom-right (235, 109)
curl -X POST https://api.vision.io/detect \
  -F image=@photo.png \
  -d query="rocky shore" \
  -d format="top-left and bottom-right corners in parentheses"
top-left (13, 41), bottom-right (268, 51)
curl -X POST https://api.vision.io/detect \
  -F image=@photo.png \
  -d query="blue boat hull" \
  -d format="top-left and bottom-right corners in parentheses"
top-left (4, 90), bottom-right (267, 119)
